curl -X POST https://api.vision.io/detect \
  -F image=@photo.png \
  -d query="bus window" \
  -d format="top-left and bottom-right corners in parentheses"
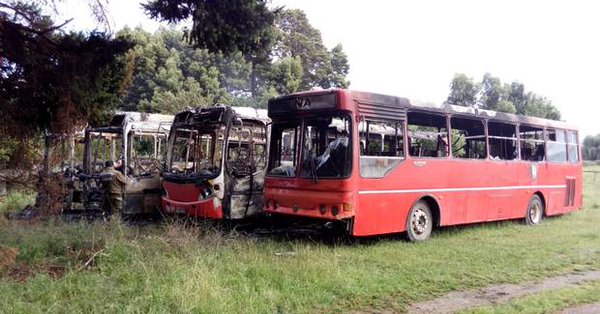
top-left (407, 112), bottom-right (448, 158)
top-left (547, 129), bottom-right (567, 163)
top-left (299, 115), bottom-right (352, 179)
top-left (268, 123), bottom-right (300, 177)
top-left (488, 122), bottom-right (518, 160)
top-left (567, 130), bottom-right (579, 163)
top-left (359, 120), bottom-right (404, 178)
top-left (520, 125), bottom-right (545, 161)
top-left (450, 117), bottom-right (486, 159)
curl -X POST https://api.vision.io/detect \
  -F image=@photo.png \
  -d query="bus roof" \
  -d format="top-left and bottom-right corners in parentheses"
top-left (89, 111), bottom-right (173, 134)
top-left (269, 89), bottom-right (578, 131)
top-left (173, 106), bottom-right (269, 126)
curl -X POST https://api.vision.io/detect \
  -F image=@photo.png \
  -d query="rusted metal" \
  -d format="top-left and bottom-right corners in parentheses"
top-left (162, 106), bottom-right (270, 220)
top-left (70, 112), bottom-right (173, 216)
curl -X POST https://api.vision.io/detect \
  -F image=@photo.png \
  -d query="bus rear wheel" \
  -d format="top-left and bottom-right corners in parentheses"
top-left (525, 194), bottom-right (544, 225)
top-left (406, 200), bottom-right (433, 242)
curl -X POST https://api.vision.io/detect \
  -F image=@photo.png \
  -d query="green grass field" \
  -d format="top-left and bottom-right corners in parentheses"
top-left (1, 168), bottom-right (599, 313)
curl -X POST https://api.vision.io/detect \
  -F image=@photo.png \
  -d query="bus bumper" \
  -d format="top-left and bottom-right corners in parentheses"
top-left (161, 197), bottom-right (223, 219)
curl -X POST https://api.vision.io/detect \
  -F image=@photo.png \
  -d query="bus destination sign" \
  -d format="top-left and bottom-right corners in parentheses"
top-left (268, 92), bottom-right (338, 115)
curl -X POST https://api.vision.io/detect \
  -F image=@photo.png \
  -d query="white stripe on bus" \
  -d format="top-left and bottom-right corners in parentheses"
top-left (358, 185), bottom-right (567, 195)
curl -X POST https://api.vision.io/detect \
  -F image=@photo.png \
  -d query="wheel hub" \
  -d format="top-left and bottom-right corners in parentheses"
top-left (412, 209), bottom-right (428, 235)
top-left (530, 202), bottom-right (541, 223)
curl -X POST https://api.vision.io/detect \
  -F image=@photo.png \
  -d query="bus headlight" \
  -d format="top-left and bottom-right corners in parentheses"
top-left (319, 204), bottom-right (327, 215)
top-left (331, 206), bottom-right (339, 216)
top-left (198, 187), bottom-right (213, 200)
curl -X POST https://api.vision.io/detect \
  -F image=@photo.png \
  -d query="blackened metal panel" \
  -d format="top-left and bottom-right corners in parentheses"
top-left (352, 91), bottom-right (409, 121)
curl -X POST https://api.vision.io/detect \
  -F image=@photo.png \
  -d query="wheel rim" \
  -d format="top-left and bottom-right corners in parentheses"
top-left (411, 208), bottom-right (429, 235)
top-left (529, 201), bottom-right (542, 223)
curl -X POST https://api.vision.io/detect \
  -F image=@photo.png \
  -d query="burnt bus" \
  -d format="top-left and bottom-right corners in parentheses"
top-left (161, 106), bottom-right (270, 219)
top-left (73, 112), bottom-right (173, 217)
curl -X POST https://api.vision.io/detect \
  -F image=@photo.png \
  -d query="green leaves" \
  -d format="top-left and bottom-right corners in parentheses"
top-left (447, 72), bottom-right (561, 120)
top-left (143, 0), bottom-right (279, 61)
top-left (273, 9), bottom-right (350, 90)
top-left (582, 135), bottom-right (600, 160)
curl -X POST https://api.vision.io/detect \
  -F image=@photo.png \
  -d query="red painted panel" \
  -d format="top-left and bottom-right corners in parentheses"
top-left (264, 89), bottom-right (583, 236)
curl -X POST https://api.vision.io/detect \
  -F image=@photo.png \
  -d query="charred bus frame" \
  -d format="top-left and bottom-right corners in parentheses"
top-left (161, 106), bottom-right (270, 219)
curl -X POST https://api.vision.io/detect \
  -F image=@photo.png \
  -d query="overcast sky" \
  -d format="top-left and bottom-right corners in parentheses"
top-left (62, 0), bottom-right (600, 139)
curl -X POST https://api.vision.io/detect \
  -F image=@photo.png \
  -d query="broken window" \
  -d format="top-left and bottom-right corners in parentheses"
top-left (450, 117), bottom-right (486, 159)
top-left (547, 129), bottom-right (567, 163)
top-left (299, 114), bottom-right (352, 179)
top-left (408, 112), bottom-right (448, 158)
top-left (227, 123), bottom-right (267, 177)
top-left (520, 125), bottom-right (545, 161)
top-left (359, 119), bottom-right (404, 178)
top-left (567, 130), bottom-right (579, 163)
top-left (268, 123), bottom-right (300, 177)
top-left (488, 122), bottom-right (518, 160)
top-left (169, 128), bottom-right (221, 177)
top-left (88, 132), bottom-right (123, 174)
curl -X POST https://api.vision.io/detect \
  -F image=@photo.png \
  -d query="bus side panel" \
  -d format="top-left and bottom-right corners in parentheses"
top-left (354, 159), bottom-right (462, 236)
top-left (354, 193), bottom-right (412, 236)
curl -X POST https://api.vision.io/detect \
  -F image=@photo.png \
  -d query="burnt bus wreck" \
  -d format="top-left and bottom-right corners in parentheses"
top-left (161, 106), bottom-right (269, 219)
top-left (67, 112), bottom-right (173, 217)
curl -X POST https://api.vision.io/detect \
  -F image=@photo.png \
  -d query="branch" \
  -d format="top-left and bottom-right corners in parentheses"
top-left (78, 248), bottom-right (106, 271)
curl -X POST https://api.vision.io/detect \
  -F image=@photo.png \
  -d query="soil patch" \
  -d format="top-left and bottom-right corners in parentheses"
top-left (409, 271), bottom-right (600, 314)
top-left (560, 302), bottom-right (600, 314)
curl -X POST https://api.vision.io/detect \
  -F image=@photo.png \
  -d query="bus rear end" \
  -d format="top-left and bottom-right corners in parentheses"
top-left (264, 90), bottom-right (357, 226)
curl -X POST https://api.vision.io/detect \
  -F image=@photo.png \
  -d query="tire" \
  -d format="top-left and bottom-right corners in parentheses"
top-left (525, 194), bottom-right (544, 225)
top-left (406, 200), bottom-right (433, 241)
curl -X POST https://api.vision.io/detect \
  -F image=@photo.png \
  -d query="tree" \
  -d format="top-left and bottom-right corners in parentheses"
top-left (273, 9), bottom-right (349, 90)
top-left (583, 134), bottom-right (600, 161)
top-left (480, 73), bottom-right (502, 110)
top-left (325, 43), bottom-right (350, 88)
top-left (142, 0), bottom-right (278, 56)
top-left (0, 0), bottom-right (132, 213)
top-left (268, 56), bottom-right (302, 94)
top-left (446, 72), bottom-right (561, 120)
top-left (1, 1), bottom-right (132, 141)
top-left (446, 73), bottom-right (480, 107)
top-left (117, 27), bottom-right (235, 114)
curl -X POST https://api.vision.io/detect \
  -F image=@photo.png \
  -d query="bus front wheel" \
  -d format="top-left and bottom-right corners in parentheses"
top-left (525, 194), bottom-right (544, 225)
top-left (406, 200), bottom-right (433, 241)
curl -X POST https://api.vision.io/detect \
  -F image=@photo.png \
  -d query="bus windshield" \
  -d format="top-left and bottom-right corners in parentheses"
top-left (169, 127), bottom-right (222, 177)
top-left (268, 113), bottom-right (352, 179)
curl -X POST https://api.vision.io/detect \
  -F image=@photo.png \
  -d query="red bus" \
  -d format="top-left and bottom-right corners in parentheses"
top-left (264, 89), bottom-right (582, 240)
top-left (161, 106), bottom-right (269, 219)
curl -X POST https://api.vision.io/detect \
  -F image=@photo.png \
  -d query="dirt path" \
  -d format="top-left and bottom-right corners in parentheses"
top-left (408, 270), bottom-right (600, 314)
top-left (560, 302), bottom-right (600, 314)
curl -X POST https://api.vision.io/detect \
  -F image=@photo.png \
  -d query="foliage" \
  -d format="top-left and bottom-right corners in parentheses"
top-left (117, 13), bottom-right (351, 112)
top-left (446, 73), bottom-right (561, 120)
top-left (446, 73), bottom-right (480, 107)
top-left (116, 27), bottom-right (237, 114)
top-left (582, 134), bottom-right (600, 160)
top-left (142, 0), bottom-right (279, 63)
top-left (274, 9), bottom-right (349, 90)
top-left (0, 0), bottom-right (132, 169)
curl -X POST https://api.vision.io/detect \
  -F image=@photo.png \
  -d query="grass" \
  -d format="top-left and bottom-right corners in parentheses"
top-left (461, 280), bottom-right (600, 314)
top-left (0, 169), bottom-right (599, 313)
top-left (0, 190), bottom-right (35, 213)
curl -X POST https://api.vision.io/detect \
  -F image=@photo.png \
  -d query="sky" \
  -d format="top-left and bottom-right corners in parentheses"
top-left (61, 0), bottom-right (600, 139)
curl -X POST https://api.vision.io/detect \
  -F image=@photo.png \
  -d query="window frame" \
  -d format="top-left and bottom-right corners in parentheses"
top-left (449, 116), bottom-right (487, 160)
top-left (487, 121), bottom-right (519, 161)
top-left (407, 111), bottom-right (450, 159)
top-left (545, 128), bottom-right (568, 163)
top-left (566, 129), bottom-right (580, 164)
top-left (359, 118), bottom-right (406, 179)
